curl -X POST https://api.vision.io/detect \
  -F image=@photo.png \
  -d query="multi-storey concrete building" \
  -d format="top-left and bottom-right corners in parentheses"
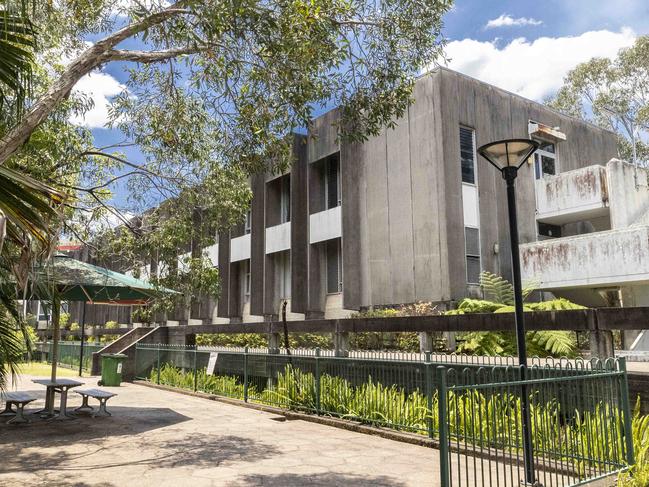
top-left (63, 67), bottom-right (641, 334)
top-left (204, 67), bottom-right (619, 324)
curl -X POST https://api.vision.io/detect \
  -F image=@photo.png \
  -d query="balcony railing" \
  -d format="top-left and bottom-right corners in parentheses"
top-left (535, 165), bottom-right (609, 225)
top-left (521, 226), bottom-right (649, 289)
top-left (309, 205), bottom-right (342, 244)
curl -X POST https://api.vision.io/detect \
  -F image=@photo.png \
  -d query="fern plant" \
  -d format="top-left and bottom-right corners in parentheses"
top-left (450, 272), bottom-right (582, 358)
top-left (617, 398), bottom-right (649, 486)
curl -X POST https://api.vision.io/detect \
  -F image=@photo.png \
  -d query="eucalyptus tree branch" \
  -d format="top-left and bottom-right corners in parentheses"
top-left (107, 47), bottom-right (203, 63)
top-left (0, 1), bottom-right (189, 166)
top-left (80, 150), bottom-right (184, 184)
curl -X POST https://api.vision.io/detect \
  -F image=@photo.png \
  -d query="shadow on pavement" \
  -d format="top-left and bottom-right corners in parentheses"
top-left (0, 405), bottom-right (192, 448)
top-left (0, 432), bottom-right (280, 476)
top-left (233, 472), bottom-right (408, 486)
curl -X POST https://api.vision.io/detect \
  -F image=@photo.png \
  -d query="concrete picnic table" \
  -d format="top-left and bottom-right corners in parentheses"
top-left (32, 378), bottom-right (84, 420)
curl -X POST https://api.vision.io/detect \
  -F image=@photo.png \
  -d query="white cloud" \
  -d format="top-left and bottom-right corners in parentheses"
top-left (485, 14), bottom-right (543, 29)
top-left (69, 71), bottom-right (126, 129)
top-left (442, 28), bottom-right (636, 102)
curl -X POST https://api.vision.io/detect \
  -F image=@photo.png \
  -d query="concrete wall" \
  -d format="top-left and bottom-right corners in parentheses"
top-left (436, 68), bottom-right (618, 300)
top-left (608, 159), bottom-right (649, 229)
top-left (291, 136), bottom-right (309, 313)
top-left (265, 223), bottom-right (291, 254)
top-left (307, 109), bottom-right (339, 163)
top-left (341, 71), bottom-right (451, 308)
top-left (250, 173), bottom-right (266, 316)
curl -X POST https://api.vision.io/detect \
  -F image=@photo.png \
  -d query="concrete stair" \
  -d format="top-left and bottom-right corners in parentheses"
top-left (91, 327), bottom-right (164, 377)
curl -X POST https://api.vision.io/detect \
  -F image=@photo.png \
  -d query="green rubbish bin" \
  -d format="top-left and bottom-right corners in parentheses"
top-left (99, 353), bottom-right (127, 386)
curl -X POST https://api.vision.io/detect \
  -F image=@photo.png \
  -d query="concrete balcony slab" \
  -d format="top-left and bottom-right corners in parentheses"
top-left (309, 206), bottom-right (342, 244)
top-left (521, 226), bottom-right (649, 289)
top-left (535, 165), bottom-right (609, 225)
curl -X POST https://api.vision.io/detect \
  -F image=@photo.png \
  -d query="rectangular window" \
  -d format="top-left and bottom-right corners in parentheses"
top-left (279, 251), bottom-right (291, 299)
top-left (534, 140), bottom-right (557, 179)
top-left (280, 175), bottom-right (291, 223)
top-left (464, 227), bottom-right (481, 284)
top-left (244, 210), bottom-right (251, 234)
top-left (326, 155), bottom-right (341, 209)
top-left (460, 127), bottom-right (476, 185)
top-left (326, 239), bottom-right (342, 294)
top-left (244, 260), bottom-right (251, 301)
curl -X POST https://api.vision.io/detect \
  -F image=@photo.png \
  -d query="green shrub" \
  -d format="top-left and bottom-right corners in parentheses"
top-left (151, 364), bottom-right (251, 399)
top-left (60, 312), bottom-right (70, 329)
top-left (618, 399), bottom-right (649, 486)
top-left (349, 332), bottom-right (421, 352)
top-left (196, 333), bottom-right (268, 348)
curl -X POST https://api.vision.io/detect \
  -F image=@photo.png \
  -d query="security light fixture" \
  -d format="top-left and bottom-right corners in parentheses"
top-left (478, 138), bottom-right (539, 177)
top-left (477, 137), bottom-right (540, 487)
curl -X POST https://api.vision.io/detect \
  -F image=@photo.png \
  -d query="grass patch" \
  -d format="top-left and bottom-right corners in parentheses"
top-left (14, 362), bottom-right (81, 377)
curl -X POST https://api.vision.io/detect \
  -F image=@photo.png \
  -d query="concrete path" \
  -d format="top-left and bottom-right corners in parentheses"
top-left (0, 375), bottom-right (440, 486)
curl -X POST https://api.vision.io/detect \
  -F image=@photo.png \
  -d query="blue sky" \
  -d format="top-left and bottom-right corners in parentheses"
top-left (73, 0), bottom-right (649, 209)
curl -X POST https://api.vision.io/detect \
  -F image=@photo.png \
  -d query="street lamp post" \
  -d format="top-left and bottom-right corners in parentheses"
top-left (477, 138), bottom-right (540, 486)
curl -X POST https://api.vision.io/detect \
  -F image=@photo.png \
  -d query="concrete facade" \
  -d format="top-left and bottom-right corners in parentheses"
top-left (69, 68), bottom-right (621, 327)
top-left (205, 68), bottom-right (618, 324)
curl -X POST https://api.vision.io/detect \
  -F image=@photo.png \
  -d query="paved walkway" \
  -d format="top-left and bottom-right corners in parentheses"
top-left (0, 375), bottom-right (439, 486)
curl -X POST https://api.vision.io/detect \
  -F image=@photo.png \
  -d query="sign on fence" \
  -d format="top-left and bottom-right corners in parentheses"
top-left (207, 352), bottom-right (219, 375)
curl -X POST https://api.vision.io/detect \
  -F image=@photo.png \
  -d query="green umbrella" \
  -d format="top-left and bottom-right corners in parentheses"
top-left (34, 255), bottom-right (179, 384)
top-left (42, 255), bottom-right (177, 304)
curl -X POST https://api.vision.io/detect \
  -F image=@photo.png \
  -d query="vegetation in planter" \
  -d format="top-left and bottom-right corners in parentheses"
top-left (618, 399), bottom-right (649, 486)
top-left (446, 272), bottom-right (585, 358)
top-left (151, 364), bottom-right (252, 400)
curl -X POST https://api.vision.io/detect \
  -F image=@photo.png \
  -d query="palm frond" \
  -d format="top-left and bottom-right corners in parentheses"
top-left (0, 165), bottom-right (64, 247)
top-left (0, 305), bottom-right (27, 391)
top-left (0, 5), bottom-right (35, 119)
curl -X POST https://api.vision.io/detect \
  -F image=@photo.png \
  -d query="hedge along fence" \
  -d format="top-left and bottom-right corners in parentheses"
top-left (34, 342), bottom-right (105, 371)
top-left (135, 344), bottom-right (634, 487)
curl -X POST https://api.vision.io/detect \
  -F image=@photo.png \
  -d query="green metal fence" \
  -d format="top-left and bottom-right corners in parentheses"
top-left (438, 362), bottom-right (634, 487)
top-left (36, 341), bottom-right (105, 371)
top-left (134, 344), bottom-right (634, 486)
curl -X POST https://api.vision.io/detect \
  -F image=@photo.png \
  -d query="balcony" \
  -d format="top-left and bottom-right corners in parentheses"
top-left (535, 165), bottom-right (609, 225)
top-left (520, 226), bottom-right (649, 289)
top-left (265, 222), bottom-right (291, 254)
top-left (230, 234), bottom-right (251, 262)
top-left (309, 206), bottom-right (342, 244)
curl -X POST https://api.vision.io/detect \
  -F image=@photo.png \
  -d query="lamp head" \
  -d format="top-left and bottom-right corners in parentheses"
top-left (477, 139), bottom-right (539, 173)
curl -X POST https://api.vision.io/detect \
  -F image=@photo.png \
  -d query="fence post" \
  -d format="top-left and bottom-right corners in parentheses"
top-left (618, 357), bottom-right (635, 466)
top-left (243, 346), bottom-right (249, 403)
top-left (156, 345), bottom-right (161, 385)
top-left (425, 351), bottom-right (434, 439)
top-left (193, 346), bottom-right (198, 392)
top-left (437, 366), bottom-right (450, 487)
top-left (315, 347), bottom-right (321, 415)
